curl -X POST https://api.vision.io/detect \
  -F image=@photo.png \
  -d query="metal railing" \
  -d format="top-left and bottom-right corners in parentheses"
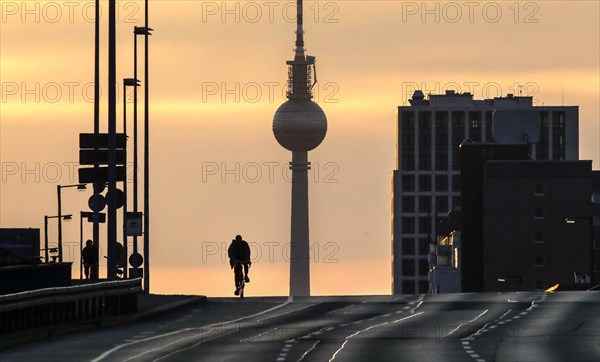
top-left (0, 278), bottom-right (141, 335)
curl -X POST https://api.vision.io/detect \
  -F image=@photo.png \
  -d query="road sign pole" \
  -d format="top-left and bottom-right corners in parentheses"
top-left (107, 0), bottom-right (117, 281)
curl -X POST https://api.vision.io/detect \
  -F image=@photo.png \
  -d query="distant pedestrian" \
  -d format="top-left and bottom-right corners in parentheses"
top-left (228, 235), bottom-right (251, 295)
top-left (82, 239), bottom-right (98, 279)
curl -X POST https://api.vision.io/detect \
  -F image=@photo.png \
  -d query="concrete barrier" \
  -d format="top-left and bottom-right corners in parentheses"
top-left (0, 278), bottom-right (141, 335)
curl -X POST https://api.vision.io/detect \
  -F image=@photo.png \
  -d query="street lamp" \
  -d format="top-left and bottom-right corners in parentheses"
top-left (123, 78), bottom-right (141, 279)
top-left (44, 214), bottom-right (73, 263)
top-left (57, 184), bottom-right (87, 262)
top-left (135, 21), bottom-right (154, 292)
top-left (133, 26), bottom-right (152, 275)
top-left (565, 217), bottom-right (594, 285)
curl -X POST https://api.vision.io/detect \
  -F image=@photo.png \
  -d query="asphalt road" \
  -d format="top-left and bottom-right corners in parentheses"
top-left (1, 292), bottom-right (598, 362)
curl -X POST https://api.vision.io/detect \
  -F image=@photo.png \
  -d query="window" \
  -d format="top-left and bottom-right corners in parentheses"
top-left (594, 236), bottom-right (600, 250)
top-left (402, 280), bottom-right (415, 294)
top-left (436, 175), bottom-right (448, 191)
top-left (402, 175), bottom-right (415, 192)
top-left (534, 208), bottom-right (545, 219)
top-left (418, 282), bottom-right (429, 294)
top-left (418, 259), bottom-right (429, 275)
top-left (419, 238), bottom-right (430, 254)
top-left (534, 232), bottom-right (544, 243)
top-left (402, 238), bottom-right (415, 254)
top-left (534, 184), bottom-right (544, 195)
top-left (419, 196), bottom-right (431, 212)
top-left (402, 196), bottom-right (415, 212)
top-left (419, 175), bottom-right (431, 192)
top-left (419, 217), bottom-right (430, 234)
top-left (402, 217), bottom-right (415, 233)
top-left (437, 196), bottom-right (449, 213)
top-left (402, 259), bottom-right (415, 276)
top-left (534, 256), bottom-right (545, 267)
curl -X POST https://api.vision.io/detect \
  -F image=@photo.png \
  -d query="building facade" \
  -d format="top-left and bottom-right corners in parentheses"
top-left (392, 90), bottom-right (579, 294)
top-left (482, 160), bottom-right (592, 292)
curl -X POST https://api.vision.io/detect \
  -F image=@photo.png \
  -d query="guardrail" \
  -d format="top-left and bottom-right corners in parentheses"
top-left (0, 278), bottom-right (141, 335)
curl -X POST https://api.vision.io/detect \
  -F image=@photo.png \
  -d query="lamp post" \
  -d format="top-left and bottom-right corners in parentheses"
top-left (44, 214), bottom-right (73, 263)
top-left (123, 78), bottom-right (140, 279)
top-left (57, 184), bottom-right (86, 262)
top-left (565, 217), bottom-right (594, 285)
top-left (133, 27), bottom-right (152, 271)
top-left (142, 0), bottom-right (153, 292)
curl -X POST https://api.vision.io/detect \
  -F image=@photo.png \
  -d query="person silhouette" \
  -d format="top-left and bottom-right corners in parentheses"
top-left (228, 235), bottom-right (251, 295)
top-left (81, 239), bottom-right (98, 279)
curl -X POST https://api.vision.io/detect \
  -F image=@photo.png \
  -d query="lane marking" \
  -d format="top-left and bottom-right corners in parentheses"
top-left (91, 302), bottom-right (291, 362)
top-left (410, 301), bottom-right (423, 313)
top-left (328, 312), bottom-right (424, 362)
top-left (239, 327), bottom-right (279, 342)
top-left (297, 340), bottom-right (321, 362)
top-left (446, 310), bottom-right (488, 337)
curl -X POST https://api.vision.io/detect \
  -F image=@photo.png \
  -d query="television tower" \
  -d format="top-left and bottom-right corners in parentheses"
top-left (273, 0), bottom-right (327, 297)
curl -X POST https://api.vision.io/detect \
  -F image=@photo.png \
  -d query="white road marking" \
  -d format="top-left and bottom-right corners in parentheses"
top-left (328, 312), bottom-right (424, 362)
top-left (91, 302), bottom-right (292, 362)
top-left (297, 340), bottom-right (320, 362)
top-left (410, 301), bottom-right (424, 313)
top-left (239, 327), bottom-right (279, 342)
top-left (446, 310), bottom-right (488, 337)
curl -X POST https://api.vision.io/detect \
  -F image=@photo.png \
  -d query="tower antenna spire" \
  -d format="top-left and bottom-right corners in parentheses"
top-left (295, 0), bottom-right (305, 60)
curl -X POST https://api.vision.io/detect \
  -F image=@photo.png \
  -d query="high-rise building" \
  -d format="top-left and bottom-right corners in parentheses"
top-left (392, 90), bottom-right (579, 294)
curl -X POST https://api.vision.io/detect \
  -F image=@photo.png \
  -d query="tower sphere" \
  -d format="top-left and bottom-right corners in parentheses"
top-left (273, 99), bottom-right (327, 152)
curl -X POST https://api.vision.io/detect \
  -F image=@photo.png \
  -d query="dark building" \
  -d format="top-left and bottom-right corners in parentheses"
top-left (459, 143), bottom-right (531, 292)
top-left (593, 171), bottom-right (600, 285)
top-left (392, 90), bottom-right (579, 294)
top-left (482, 160), bottom-right (593, 291)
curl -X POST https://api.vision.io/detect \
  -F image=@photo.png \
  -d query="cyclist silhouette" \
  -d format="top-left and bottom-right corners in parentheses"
top-left (228, 235), bottom-right (251, 295)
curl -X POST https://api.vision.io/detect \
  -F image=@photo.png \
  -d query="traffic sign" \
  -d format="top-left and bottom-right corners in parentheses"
top-left (106, 189), bottom-right (125, 209)
top-left (88, 194), bottom-right (106, 212)
top-left (81, 210), bottom-right (106, 223)
top-left (80, 149), bottom-right (126, 165)
top-left (126, 212), bottom-right (143, 236)
top-left (129, 252), bottom-right (143, 268)
top-left (79, 133), bottom-right (126, 149)
top-left (79, 166), bottom-right (126, 184)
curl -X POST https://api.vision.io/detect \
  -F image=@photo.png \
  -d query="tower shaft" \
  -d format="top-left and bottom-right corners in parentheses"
top-left (290, 151), bottom-right (310, 296)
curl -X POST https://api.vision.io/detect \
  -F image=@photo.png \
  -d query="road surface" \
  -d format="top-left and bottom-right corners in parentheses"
top-left (1, 291), bottom-right (598, 361)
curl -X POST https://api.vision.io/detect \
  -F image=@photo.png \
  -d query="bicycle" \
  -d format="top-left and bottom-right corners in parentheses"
top-left (234, 260), bottom-right (250, 299)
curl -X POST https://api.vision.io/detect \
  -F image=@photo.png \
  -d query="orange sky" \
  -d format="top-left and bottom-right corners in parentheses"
top-left (1, 1), bottom-right (599, 296)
